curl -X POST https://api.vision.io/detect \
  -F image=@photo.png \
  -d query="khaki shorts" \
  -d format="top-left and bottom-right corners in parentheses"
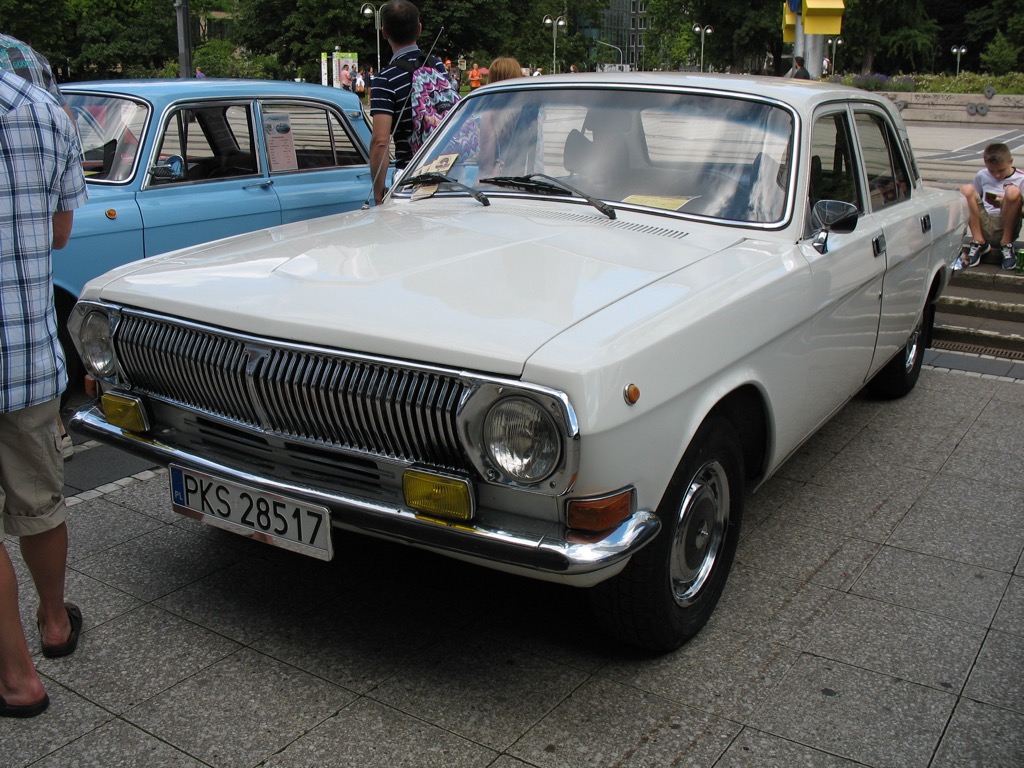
top-left (0, 398), bottom-right (67, 537)
top-left (978, 203), bottom-right (1023, 244)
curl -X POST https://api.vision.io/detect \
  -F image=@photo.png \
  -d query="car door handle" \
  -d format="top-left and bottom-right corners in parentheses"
top-left (872, 234), bottom-right (886, 257)
top-left (920, 214), bottom-right (931, 233)
top-left (243, 180), bottom-right (274, 189)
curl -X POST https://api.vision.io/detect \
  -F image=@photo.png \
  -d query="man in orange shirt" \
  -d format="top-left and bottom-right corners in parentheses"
top-left (469, 62), bottom-right (481, 89)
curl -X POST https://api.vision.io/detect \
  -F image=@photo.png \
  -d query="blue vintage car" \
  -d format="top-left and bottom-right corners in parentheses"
top-left (56, 78), bottom-right (381, 384)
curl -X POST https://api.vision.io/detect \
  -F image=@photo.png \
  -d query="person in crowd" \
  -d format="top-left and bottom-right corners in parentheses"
top-left (485, 57), bottom-right (522, 86)
top-left (0, 67), bottom-right (88, 719)
top-left (446, 59), bottom-right (462, 91)
top-left (478, 57), bottom-right (525, 176)
top-left (960, 143), bottom-right (1024, 269)
top-left (469, 62), bottom-right (482, 90)
top-left (792, 56), bottom-right (811, 79)
top-left (340, 63), bottom-right (352, 91)
top-left (355, 67), bottom-right (366, 100)
top-left (368, 0), bottom-right (447, 204)
top-left (194, 66), bottom-right (205, 78)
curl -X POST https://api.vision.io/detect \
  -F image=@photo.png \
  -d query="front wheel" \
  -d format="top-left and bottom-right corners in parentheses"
top-left (866, 305), bottom-right (929, 399)
top-left (590, 415), bottom-right (745, 653)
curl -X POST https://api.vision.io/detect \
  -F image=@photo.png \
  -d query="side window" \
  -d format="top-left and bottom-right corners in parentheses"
top-left (261, 102), bottom-right (365, 173)
top-left (854, 112), bottom-right (911, 211)
top-left (150, 104), bottom-right (256, 185)
top-left (809, 112), bottom-right (858, 208)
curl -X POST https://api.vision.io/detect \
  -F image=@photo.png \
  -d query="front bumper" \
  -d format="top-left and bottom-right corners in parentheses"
top-left (71, 403), bottom-right (661, 584)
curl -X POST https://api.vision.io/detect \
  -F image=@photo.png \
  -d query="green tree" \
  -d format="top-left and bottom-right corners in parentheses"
top-left (965, 1), bottom-right (1024, 72)
top-left (645, 0), bottom-right (784, 74)
top-left (0, 0), bottom-right (71, 75)
top-left (64, 0), bottom-right (177, 78)
top-left (980, 29), bottom-right (1021, 74)
top-left (235, 0), bottom-right (523, 82)
top-left (842, 0), bottom-right (938, 73)
top-left (192, 37), bottom-right (279, 78)
top-left (645, 0), bottom-right (696, 70)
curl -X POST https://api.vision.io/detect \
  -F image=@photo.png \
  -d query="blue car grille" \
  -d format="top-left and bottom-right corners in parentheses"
top-left (112, 311), bottom-right (470, 469)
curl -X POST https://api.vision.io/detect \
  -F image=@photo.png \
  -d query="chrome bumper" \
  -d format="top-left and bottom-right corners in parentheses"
top-left (71, 403), bottom-right (661, 579)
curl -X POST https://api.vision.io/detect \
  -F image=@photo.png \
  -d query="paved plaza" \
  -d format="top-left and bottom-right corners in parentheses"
top-left (3, 118), bottom-right (1024, 767)
top-left (2, 353), bottom-right (1022, 767)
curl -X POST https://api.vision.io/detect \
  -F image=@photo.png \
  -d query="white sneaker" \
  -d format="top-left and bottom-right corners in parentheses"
top-left (61, 434), bottom-right (74, 461)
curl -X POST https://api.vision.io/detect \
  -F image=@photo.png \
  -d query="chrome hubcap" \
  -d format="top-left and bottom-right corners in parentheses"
top-left (904, 325), bottom-right (920, 373)
top-left (670, 459), bottom-right (729, 606)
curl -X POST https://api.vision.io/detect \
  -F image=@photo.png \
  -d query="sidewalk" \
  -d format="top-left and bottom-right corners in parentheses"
top-left (3, 361), bottom-right (1022, 768)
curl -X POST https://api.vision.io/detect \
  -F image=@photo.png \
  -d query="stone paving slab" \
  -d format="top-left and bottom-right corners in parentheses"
top-left (3, 362), bottom-right (1023, 768)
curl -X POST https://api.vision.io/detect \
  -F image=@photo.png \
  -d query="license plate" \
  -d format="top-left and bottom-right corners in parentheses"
top-left (169, 465), bottom-right (333, 560)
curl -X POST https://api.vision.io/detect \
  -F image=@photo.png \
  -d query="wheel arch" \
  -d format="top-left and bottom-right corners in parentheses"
top-left (704, 383), bottom-right (771, 490)
top-left (922, 269), bottom-right (945, 349)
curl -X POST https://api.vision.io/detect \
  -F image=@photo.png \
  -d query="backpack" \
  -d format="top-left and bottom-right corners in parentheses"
top-left (394, 55), bottom-right (460, 154)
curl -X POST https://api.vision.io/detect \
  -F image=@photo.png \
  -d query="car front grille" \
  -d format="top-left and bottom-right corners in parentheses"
top-left (113, 311), bottom-right (471, 470)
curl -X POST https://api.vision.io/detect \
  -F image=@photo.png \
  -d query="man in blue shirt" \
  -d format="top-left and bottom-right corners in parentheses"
top-left (2, 33), bottom-right (77, 460)
top-left (0, 68), bottom-right (88, 718)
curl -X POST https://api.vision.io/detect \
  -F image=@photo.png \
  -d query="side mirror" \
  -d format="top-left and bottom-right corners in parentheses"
top-left (810, 200), bottom-right (859, 254)
top-left (149, 154), bottom-right (186, 181)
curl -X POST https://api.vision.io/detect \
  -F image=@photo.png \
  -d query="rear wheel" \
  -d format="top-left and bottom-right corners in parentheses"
top-left (590, 415), bottom-right (745, 652)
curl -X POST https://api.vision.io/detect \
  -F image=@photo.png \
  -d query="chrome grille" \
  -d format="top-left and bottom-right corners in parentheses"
top-left (114, 312), bottom-right (470, 469)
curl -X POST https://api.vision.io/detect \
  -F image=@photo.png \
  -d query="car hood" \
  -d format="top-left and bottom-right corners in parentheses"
top-left (84, 200), bottom-right (741, 375)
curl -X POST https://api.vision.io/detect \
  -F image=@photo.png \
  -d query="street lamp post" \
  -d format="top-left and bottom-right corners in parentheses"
top-left (951, 45), bottom-right (967, 77)
top-left (543, 15), bottom-right (566, 74)
top-left (827, 36), bottom-right (843, 74)
top-left (362, 3), bottom-right (383, 73)
top-left (174, 0), bottom-right (193, 79)
top-left (692, 24), bottom-right (712, 72)
top-left (594, 39), bottom-right (623, 70)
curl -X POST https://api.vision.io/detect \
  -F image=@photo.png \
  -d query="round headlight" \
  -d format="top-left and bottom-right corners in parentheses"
top-left (78, 311), bottom-right (116, 379)
top-left (483, 397), bottom-right (561, 483)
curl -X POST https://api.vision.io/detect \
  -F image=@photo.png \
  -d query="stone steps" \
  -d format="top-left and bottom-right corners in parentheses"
top-left (913, 159), bottom-right (976, 190)
top-left (933, 263), bottom-right (1024, 358)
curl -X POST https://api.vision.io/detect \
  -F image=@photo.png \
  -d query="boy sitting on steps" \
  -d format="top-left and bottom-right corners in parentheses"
top-left (960, 143), bottom-right (1023, 270)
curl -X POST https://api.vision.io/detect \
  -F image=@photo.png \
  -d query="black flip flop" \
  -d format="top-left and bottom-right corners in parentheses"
top-left (39, 602), bottom-right (82, 659)
top-left (0, 692), bottom-right (50, 718)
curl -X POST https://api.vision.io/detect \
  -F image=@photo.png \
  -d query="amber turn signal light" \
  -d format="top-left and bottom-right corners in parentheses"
top-left (566, 488), bottom-right (635, 532)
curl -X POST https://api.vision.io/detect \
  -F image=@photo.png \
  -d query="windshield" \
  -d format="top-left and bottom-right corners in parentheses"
top-left (402, 86), bottom-right (794, 225)
top-left (66, 92), bottom-right (149, 182)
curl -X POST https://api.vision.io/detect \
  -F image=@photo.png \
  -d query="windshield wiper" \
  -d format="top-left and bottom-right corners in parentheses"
top-left (479, 173), bottom-right (616, 219)
top-left (394, 172), bottom-right (490, 206)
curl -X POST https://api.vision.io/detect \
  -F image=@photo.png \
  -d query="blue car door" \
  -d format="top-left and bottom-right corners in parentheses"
top-left (256, 100), bottom-right (376, 223)
top-left (137, 101), bottom-right (282, 256)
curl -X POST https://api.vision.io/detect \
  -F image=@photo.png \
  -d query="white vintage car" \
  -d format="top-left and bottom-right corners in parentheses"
top-left (70, 74), bottom-right (966, 652)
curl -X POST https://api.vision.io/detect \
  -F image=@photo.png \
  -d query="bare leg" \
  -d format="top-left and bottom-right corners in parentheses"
top-left (1000, 186), bottom-right (1022, 246)
top-left (20, 523), bottom-right (71, 648)
top-left (960, 184), bottom-right (985, 243)
top-left (0, 543), bottom-right (47, 707)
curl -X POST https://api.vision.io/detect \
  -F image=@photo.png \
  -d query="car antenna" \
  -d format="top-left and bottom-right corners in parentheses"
top-left (361, 26), bottom-right (446, 210)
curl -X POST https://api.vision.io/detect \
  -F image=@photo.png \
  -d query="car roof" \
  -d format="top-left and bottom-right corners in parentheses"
top-left (60, 78), bottom-right (364, 110)
top-left (480, 72), bottom-right (895, 113)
